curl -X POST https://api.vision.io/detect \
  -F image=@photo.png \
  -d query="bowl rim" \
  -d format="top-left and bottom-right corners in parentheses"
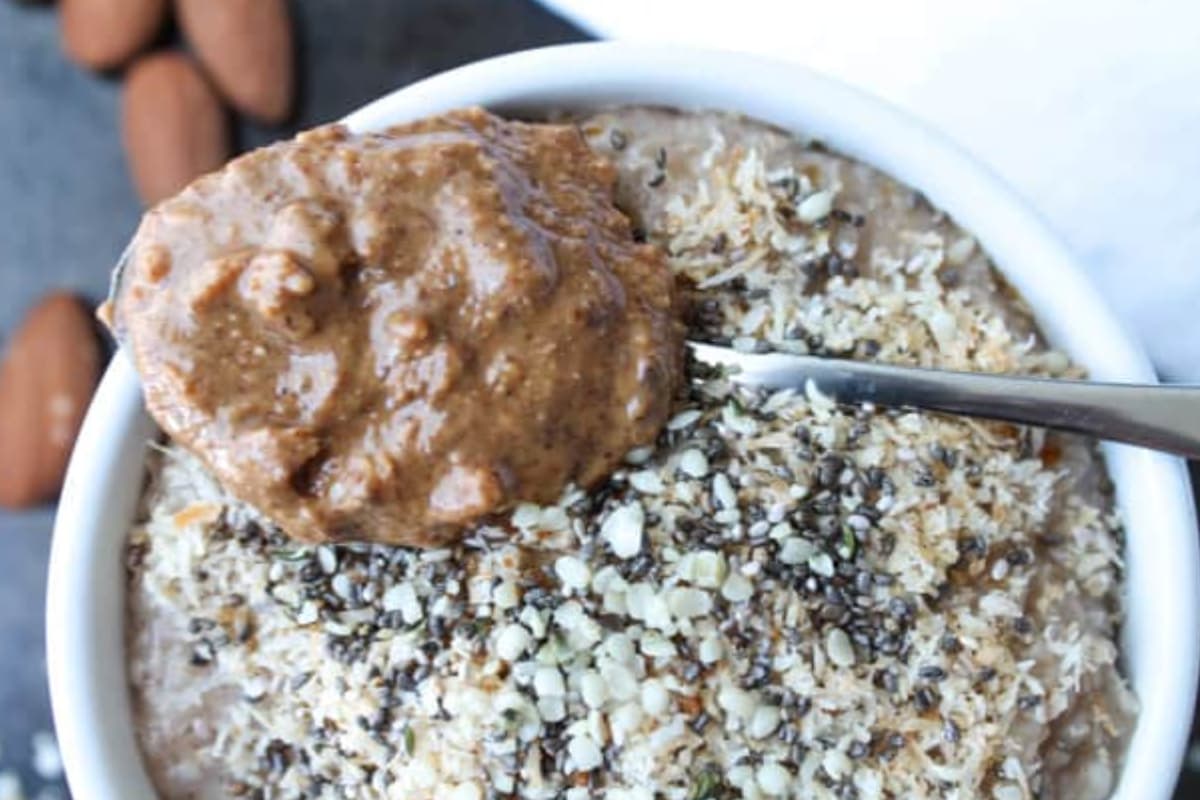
top-left (46, 41), bottom-right (1199, 799)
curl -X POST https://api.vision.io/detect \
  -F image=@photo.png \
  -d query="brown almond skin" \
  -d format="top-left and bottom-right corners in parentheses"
top-left (61, 0), bottom-right (167, 71)
top-left (122, 52), bottom-right (230, 205)
top-left (0, 293), bottom-right (102, 509)
top-left (175, 0), bottom-right (294, 124)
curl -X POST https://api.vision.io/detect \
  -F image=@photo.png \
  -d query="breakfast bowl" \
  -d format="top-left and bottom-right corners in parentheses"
top-left (45, 43), bottom-right (1199, 799)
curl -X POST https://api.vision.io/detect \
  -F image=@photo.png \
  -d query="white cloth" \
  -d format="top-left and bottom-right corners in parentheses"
top-left (542, 0), bottom-right (1200, 379)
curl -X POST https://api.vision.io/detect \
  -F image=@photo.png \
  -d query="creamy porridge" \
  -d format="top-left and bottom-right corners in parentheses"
top-left (125, 108), bottom-right (1135, 799)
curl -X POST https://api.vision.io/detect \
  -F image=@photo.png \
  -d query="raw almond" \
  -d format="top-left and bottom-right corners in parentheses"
top-left (175, 0), bottom-right (294, 123)
top-left (0, 293), bottom-right (103, 509)
top-left (121, 52), bottom-right (230, 205)
top-left (60, 0), bottom-right (167, 71)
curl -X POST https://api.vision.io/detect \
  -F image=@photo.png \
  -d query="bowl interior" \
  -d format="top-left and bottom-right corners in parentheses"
top-left (47, 43), bottom-right (1199, 800)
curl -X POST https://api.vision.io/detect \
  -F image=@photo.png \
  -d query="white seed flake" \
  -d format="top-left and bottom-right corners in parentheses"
top-left (667, 409), bottom-right (703, 430)
top-left (678, 550), bottom-right (727, 588)
top-left (295, 600), bottom-right (319, 626)
top-left (316, 545), bottom-right (337, 574)
top-left (698, 634), bottom-right (723, 664)
top-left (722, 403), bottom-right (758, 435)
top-left (624, 445), bottom-right (654, 465)
top-left (533, 666), bottom-right (566, 697)
top-left (640, 629), bottom-right (677, 658)
top-left (601, 502), bottom-right (645, 559)
top-left (947, 235), bottom-right (976, 265)
top-left (721, 571), bottom-right (754, 603)
top-left (779, 537), bottom-right (816, 565)
top-left (757, 762), bottom-right (792, 795)
top-left (826, 626), bottom-right (856, 667)
top-left (540, 507), bottom-right (570, 532)
top-left (554, 555), bottom-right (591, 591)
top-left (712, 473), bottom-right (737, 510)
top-left (449, 782), bottom-right (483, 800)
top-left (717, 685), bottom-right (758, 719)
top-left (824, 748), bottom-right (851, 779)
top-left (628, 469), bottom-right (665, 494)
top-left (511, 503), bottom-right (542, 530)
top-left (600, 662), bottom-right (639, 702)
top-left (678, 448), bottom-right (710, 478)
top-left (567, 734), bottom-right (603, 772)
top-left (579, 670), bottom-right (607, 708)
top-left (494, 623), bottom-right (532, 662)
top-left (797, 189), bottom-right (834, 223)
top-left (591, 565), bottom-right (622, 595)
top-left (492, 579), bottom-right (520, 609)
top-left (641, 679), bottom-right (670, 715)
top-left (381, 582), bottom-right (423, 624)
top-left (330, 573), bottom-right (353, 600)
top-left (808, 552), bottom-right (835, 578)
top-left (643, 593), bottom-right (673, 630)
top-left (667, 586), bottom-right (713, 619)
top-left (603, 632), bottom-right (637, 664)
top-left (609, 702), bottom-right (644, 745)
top-left (748, 705), bottom-right (781, 739)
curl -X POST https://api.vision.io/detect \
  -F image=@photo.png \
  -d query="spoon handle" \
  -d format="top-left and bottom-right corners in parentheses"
top-left (688, 343), bottom-right (1200, 459)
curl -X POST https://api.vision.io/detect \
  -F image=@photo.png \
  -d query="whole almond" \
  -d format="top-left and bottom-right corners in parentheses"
top-left (122, 52), bottom-right (230, 205)
top-left (0, 293), bottom-right (103, 509)
top-left (175, 0), bottom-right (294, 124)
top-left (61, 0), bottom-right (167, 71)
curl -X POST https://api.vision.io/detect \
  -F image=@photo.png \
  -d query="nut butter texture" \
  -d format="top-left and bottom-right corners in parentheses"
top-left (111, 109), bottom-right (681, 546)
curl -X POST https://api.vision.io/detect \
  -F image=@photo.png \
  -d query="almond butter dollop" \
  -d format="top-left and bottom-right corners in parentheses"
top-left (109, 108), bottom-right (681, 546)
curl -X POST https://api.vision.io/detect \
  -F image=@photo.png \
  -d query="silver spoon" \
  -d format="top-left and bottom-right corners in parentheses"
top-left (109, 241), bottom-right (1198, 458)
top-left (688, 342), bottom-right (1200, 459)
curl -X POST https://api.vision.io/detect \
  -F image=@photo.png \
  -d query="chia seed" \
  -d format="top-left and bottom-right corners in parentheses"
top-left (918, 665), bottom-right (946, 681)
top-left (1018, 694), bottom-right (1043, 711)
top-left (190, 640), bottom-right (215, 666)
top-left (888, 597), bottom-right (913, 619)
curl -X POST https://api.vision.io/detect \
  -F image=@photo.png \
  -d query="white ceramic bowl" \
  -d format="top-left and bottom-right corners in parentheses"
top-left (46, 43), bottom-right (1199, 799)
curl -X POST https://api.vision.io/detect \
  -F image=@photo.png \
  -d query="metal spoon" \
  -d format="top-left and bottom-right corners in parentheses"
top-left (109, 240), bottom-right (1198, 458)
top-left (688, 342), bottom-right (1200, 459)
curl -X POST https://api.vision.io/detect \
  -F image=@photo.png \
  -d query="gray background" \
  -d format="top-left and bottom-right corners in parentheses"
top-left (0, 0), bottom-right (1196, 797)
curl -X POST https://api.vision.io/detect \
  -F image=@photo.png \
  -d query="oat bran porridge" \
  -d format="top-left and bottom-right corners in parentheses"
top-left (125, 107), bottom-right (1136, 799)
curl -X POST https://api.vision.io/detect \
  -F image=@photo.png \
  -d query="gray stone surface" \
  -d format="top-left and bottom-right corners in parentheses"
top-left (0, 0), bottom-right (584, 794)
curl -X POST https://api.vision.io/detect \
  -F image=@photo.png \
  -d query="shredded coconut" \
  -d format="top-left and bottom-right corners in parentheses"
top-left (127, 108), bottom-right (1134, 800)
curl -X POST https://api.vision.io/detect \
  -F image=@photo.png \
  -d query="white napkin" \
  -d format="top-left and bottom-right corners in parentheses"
top-left (543, 0), bottom-right (1200, 380)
